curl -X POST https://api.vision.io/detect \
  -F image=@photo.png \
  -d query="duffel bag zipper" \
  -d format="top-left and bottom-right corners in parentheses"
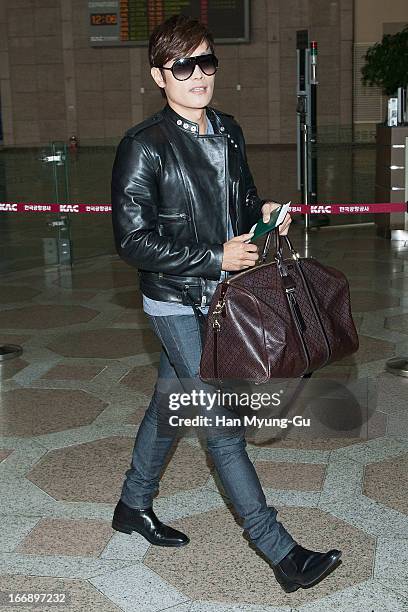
top-left (295, 260), bottom-right (331, 367)
top-left (227, 253), bottom-right (303, 283)
top-left (285, 288), bottom-right (310, 374)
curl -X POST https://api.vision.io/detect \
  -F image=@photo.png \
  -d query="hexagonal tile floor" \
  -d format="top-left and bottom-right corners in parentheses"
top-left (0, 304), bottom-right (99, 329)
top-left (363, 454), bottom-right (408, 515)
top-left (1, 226), bottom-right (408, 611)
top-left (0, 449), bottom-right (13, 462)
top-left (0, 285), bottom-right (41, 303)
top-left (254, 460), bottom-right (326, 490)
top-left (327, 238), bottom-right (393, 251)
top-left (46, 328), bottom-right (161, 358)
top-left (338, 335), bottom-right (395, 365)
top-left (385, 313), bottom-right (408, 334)
top-left (27, 437), bottom-right (212, 502)
top-left (0, 575), bottom-right (118, 612)
top-left (350, 291), bottom-right (399, 312)
top-left (52, 269), bottom-right (137, 290)
top-left (144, 506), bottom-right (375, 606)
top-left (16, 518), bottom-right (114, 557)
top-left (110, 289), bottom-right (143, 309)
top-left (0, 357), bottom-right (29, 380)
top-left (27, 437), bottom-right (134, 502)
top-left (335, 260), bottom-right (404, 276)
top-left (120, 363), bottom-right (160, 395)
top-left (40, 364), bottom-right (107, 380)
top-left (0, 389), bottom-right (107, 437)
top-left (245, 380), bottom-right (387, 450)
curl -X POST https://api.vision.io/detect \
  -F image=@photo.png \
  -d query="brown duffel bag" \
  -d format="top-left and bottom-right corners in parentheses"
top-left (198, 229), bottom-right (359, 384)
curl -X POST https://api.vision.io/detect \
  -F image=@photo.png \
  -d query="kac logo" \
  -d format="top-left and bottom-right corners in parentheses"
top-left (60, 204), bottom-right (79, 213)
top-left (311, 205), bottom-right (331, 214)
top-left (0, 203), bottom-right (18, 211)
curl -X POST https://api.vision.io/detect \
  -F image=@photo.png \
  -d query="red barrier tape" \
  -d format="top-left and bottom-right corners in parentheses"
top-left (0, 202), bottom-right (407, 214)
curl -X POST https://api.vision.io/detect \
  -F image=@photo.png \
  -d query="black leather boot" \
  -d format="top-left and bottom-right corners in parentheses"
top-left (273, 544), bottom-right (342, 592)
top-left (112, 500), bottom-right (189, 547)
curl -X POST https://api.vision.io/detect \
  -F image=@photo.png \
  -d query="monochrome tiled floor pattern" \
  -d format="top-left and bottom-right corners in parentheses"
top-left (0, 225), bottom-right (408, 611)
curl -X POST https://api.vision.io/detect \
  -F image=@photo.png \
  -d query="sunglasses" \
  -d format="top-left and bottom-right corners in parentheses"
top-left (157, 53), bottom-right (219, 81)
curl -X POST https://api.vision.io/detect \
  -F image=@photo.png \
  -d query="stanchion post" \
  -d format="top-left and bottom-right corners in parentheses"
top-left (296, 34), bottom-right (319, 233)
top-left (296, 30), bottom-right (308, 231)
top-left (385, 137), bottom-right (408, 377)
top-left (309, 40), bottom-right (318, 217)
top-left (41, 143), bottom-right (73, 266)
top-left (302, 122), bottom-right (310, 230)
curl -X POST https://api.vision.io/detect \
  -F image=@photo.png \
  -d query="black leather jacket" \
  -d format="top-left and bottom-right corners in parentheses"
top-left (111, 103), bottom-right (267, 307)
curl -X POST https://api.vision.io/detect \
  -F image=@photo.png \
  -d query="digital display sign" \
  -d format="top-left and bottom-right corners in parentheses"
top-left (88, 0), bottom-right (250, 46)
top-left (90, 13), bottom-right (118, 26)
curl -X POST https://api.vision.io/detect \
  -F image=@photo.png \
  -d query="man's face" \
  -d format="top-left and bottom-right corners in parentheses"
top-left (151, 40), bottom-right (216, 112)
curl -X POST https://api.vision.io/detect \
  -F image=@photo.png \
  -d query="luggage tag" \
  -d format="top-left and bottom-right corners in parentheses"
top-left (245, 201), bottom-right (291, 243)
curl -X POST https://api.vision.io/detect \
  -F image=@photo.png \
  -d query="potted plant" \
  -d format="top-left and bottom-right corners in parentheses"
top-left (361, 25), bottom-right (408, 124)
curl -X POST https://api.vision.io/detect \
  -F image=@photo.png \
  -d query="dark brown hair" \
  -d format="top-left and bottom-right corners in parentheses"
top-left (149, 14), bottom-right (215, 67)
top-left (149, 14), bottom-right (215, 97)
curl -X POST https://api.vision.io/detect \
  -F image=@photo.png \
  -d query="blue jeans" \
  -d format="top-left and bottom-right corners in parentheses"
top-left (120, 312), bottom-right (297, 565)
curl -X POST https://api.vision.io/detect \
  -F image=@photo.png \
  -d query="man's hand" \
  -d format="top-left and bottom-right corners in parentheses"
top-left (221, 202), bottom-right (292, 272)
top-left (222, 233), bottom-right (258, 271)
top-left (261, 201), bottom-right (292, 235)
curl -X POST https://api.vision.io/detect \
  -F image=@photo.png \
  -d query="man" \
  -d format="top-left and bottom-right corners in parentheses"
top-left (111, 14), bottom-right (341, 593)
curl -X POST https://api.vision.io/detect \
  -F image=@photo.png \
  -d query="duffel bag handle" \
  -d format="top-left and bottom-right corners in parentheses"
top-left (260, 228), bottom-right (298, 263)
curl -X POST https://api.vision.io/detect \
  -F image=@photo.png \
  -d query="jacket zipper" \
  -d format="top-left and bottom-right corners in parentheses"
top-left (158, 212), bottom-right (190, 220)
top-left (224, 134), bottom-right (230, 281)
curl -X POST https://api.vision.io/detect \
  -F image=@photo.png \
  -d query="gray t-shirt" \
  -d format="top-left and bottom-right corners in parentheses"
top-left (142, 114), bottom-right (233, 316)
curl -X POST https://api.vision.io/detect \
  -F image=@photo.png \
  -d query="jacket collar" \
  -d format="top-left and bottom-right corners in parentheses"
top-left (163, 103), bottom-right (224, 136)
